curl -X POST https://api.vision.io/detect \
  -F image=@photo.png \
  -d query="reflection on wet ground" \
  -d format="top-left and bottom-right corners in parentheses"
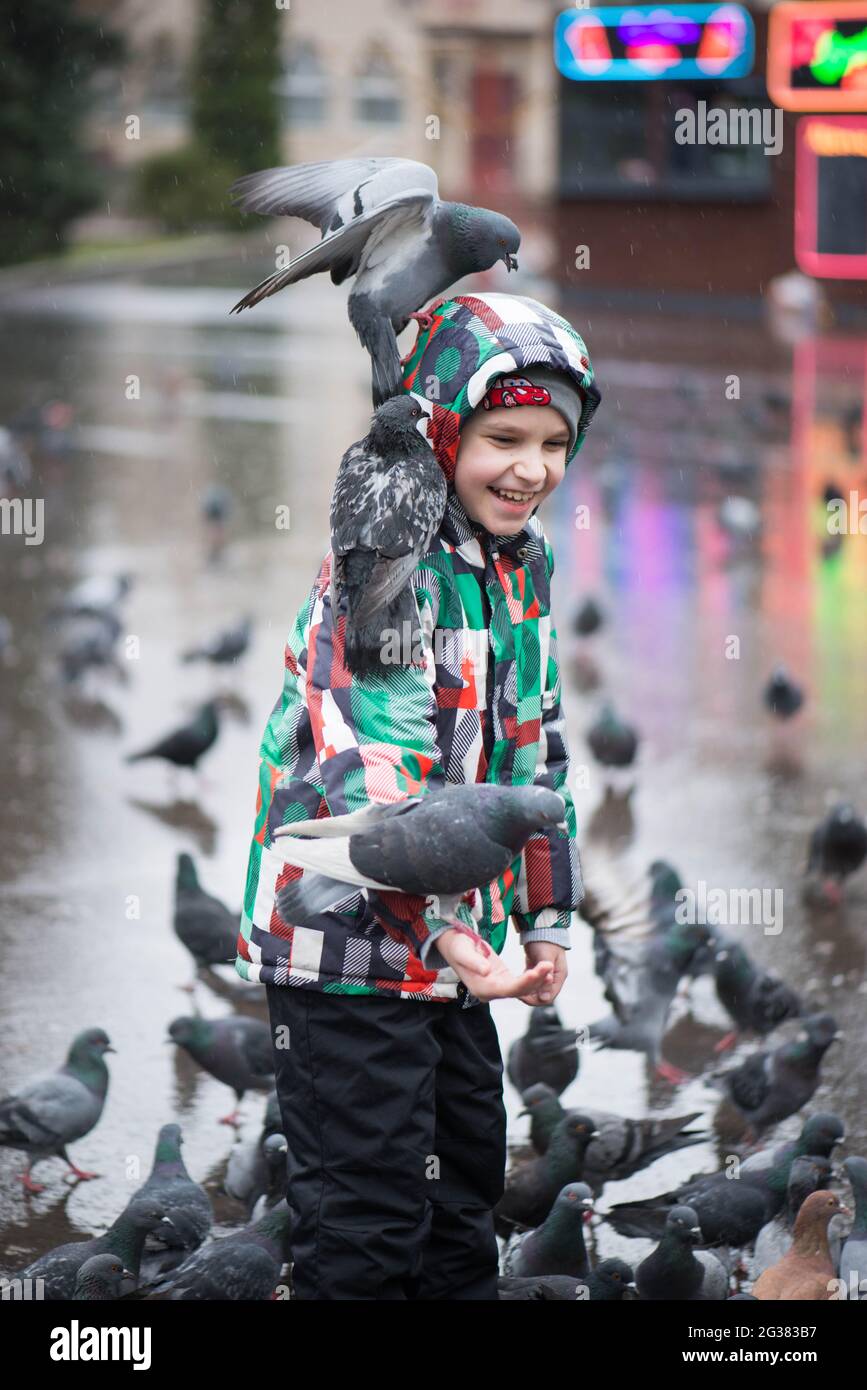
top-left (1, 254), bottom-right (865, 1278)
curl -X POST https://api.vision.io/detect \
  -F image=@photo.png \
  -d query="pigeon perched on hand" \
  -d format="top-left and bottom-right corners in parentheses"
top-left (272, 783), bottom-right (566, 932)
top-left (173, 853), bottom-right (239, 978)
top-left (716, 1013), bottom-right (841, 1139)
top-left (181, 615), bottom-right (252, 667)
top-left (752, 1191), bottom-right (847, 1300)
top-left (126, 700), bottom-right (220, 772)
top-left (805, 803), bottom-right (867, 906)
top-left (507, 1008), bottom-right (580, 1098)
top-left (635, 1206), bottom-right (729, 1301)
top-left (167, 1015), bottom-right (275, 1127)
top-left (72, 1254), bottom-right (136, 1301)
top-left (0, 1028), bottom-right (114, 1192)
top-left (229, 157), bottom-right (521, 405)
top-left (17, 1196), bottom-right (173, 1300)
top-left (329, 395), bottom-right (446, 677)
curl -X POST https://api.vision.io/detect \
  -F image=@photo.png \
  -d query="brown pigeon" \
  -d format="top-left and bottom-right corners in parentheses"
top-left (752, 1190), bottom-right (848, 1300)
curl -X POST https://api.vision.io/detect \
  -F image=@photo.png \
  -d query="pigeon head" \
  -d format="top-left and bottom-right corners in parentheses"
top-left (668, 1205), bottom-right (703, 1245)
top-left (485, 786), bottom-right (567, 850)
top-left (68, 1027), bottom-right (115, 1061)
top-left (263, 1131), bottom-right (289, 1170)
top-left (793, 1189), bottom-right (848, 1241)
top-left (518, 1082), bottom-right (558, 1117)
top-left (595, 1258), bottom-right (635, 1296)
top-left (167, 1016), bottom-right (212, 1049)
top-left (367, 394), bottom-right (427, 450)
top-left (126, 1197), bottom-right (175, 1234)
top-left (787, 1156), bottom-right (833, 1215)
top-left (799, 1112), bottom-right (845, 1156)
top-left (797, 1013), bottom-right (841, 1056)
top-left (400, 292), bottom-right (600, 482)
top-left (448, 204), bottom-right (521, 276)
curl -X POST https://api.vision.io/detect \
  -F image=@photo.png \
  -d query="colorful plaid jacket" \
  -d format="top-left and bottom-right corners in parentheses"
top-left (236, 292), bottom-right (601, 1003)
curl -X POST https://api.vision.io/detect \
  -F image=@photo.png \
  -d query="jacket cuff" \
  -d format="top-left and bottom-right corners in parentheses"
top-left (519, 927), bottom-right (571, 949)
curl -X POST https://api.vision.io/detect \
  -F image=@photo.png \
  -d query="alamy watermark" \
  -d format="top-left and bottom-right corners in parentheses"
top-left (675, 880), bottom-right (783, 936)
top-left (674, 102), bottom-right (783, 157)
top-left (0, 496), bottom-right (43, 545)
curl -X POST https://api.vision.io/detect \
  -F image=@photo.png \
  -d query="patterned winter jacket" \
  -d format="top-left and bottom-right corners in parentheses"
top-left (236, 291), bottom-right (602, 1003)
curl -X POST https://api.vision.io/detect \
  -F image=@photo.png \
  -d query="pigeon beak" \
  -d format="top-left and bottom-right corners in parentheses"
top-left (502, 253), bottom-right (518, 272)
top-left (555, 820), bottom-right (568, 831)
top-left (104, 1045), bottom-right (117, 1053)
top-left (517, 1108), bottom-right (529, 1118)
top-left (161, 1216), bottom-right (175, 1227)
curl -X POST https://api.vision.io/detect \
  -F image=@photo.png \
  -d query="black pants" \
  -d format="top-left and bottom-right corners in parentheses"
top-left (266, 984), bottom-right (507, 1300)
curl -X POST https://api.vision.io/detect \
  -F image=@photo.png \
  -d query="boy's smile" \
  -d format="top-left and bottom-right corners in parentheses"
top-left (453, 404), bottom-right (570, 535)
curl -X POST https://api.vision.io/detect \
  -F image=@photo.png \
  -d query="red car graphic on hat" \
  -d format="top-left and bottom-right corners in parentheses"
top-left (483, 375), bottom-right (551, 409)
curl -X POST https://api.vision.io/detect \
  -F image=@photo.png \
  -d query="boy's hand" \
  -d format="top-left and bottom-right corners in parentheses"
top-left (434, 924), bottom-right (555, 1002)
top-left (519, 942), bottom-right (568, 1006)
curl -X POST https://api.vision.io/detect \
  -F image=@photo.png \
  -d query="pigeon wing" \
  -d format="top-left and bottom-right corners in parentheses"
top-left (230, 158), bottom-right (438, 227)
top-left (341, 463), bottom-right (445, 626)
top-left (728, 1050), bottom-right (772, 1113)
top-left (267, 833), bottom-right (397, 891)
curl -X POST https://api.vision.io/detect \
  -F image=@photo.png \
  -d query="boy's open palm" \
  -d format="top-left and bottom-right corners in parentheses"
top-left (436, 924), bottom-right (556, 1003)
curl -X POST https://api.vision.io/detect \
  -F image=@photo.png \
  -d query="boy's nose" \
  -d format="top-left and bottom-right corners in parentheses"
top-left (511, 455), bottom-right (548, 487)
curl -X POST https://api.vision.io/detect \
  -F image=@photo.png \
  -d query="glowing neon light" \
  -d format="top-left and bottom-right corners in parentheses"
top-left (555, 4), bottom-right (754, 82)
top-left (768, 3), bottom-right (867, 111)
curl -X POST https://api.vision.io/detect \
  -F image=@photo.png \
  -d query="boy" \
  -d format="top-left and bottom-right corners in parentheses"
top-left (236, 291), bottom-right (601, 1299)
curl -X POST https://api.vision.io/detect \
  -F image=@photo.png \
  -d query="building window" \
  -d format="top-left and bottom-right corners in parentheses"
top-left (354, 51), bottom-right (403, 125)
top-left (141, 32), bottom-right (188, 126)
top-left (559, 80), bottom-right (775, 201)
top-left (277, 40), bottom-right (328, 126)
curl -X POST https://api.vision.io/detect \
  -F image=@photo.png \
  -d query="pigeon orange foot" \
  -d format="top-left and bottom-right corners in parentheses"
top-left (655, 1059), bottom-right (692, 1085)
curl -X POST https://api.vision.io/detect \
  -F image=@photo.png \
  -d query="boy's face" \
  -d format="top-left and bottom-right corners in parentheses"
top-left (453, 404), bottom-right (570, 535)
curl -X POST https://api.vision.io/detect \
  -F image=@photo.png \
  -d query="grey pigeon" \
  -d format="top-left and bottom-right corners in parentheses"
top-left (149, 1203), bottom-right (291, 1300)
top-left (507, 1009), bottom-right (580, 1098)
top-left (272, 783), bottom-right (567, 933)
top-left (167, 1014), bottom-right (275, 1126)
top-left (636, 1206), bottom-right (728, 1300)
top-left (572, 597), bottom-right (604, 637)
top-left (716, 1013), bottom-right (841, 1138)
top-left (805, 804), bottom-right (867, 906)
top-left (229, 156), bottom-right (521, 405)
top-left (498, 1259), bottom-right (634, 1301)
top-left (751, 1156), bottom-right (834, 1278)
top-left (518, 1083), bottom-right (705, 1186)
top-left (181, 615), bottom-right (252, 666)
top-left (0, 1027), bottom-right (114, 1192)
top-left (18, 1196), bottom-right (173, 1299)
top-left (225, 1090), bottom-right (284, 1217)
top-left (712, 939), bottom-right (802, 1051)
top-left (329, 395), bottom-right (446, 677)
top-left (173, 853), bottom-right (238, 976)
top-left (131, 1123), bottom-right (212, 1277)
top-left (73, 1254), bottom-right (135, 1301)
top-left (502, 1183), bottom-right (594, 1277)
top-left (495, 1114), bottom-right (600, 1237)
top-left (764, 665), bottom-right (804, 719)
top-left (586, 702), bottom-right (639, 769)
top-left (58, 609), bottom-right (123, 686)
top-left (57, 572), bottom-right (133, 621)
top-left (127, 700), bottom-right (220, 771)
top-left (840, 1156), bottom-right (867, 1297)
top-left (0, 424), bottom-right (31, 490)
top-left (739, 1112), bottom-right (846, 1216)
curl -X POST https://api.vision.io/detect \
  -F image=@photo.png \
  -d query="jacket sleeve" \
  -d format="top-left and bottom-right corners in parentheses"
top-left (511, 540), bottom-right (584, 949)
top-left (302, 558), bottom-right (474, 972)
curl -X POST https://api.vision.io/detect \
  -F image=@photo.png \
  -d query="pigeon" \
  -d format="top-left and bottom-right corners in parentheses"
top-left (167, 1015), bottom-right (275, 1126)
top-left (0, 424), bottom-right (31, 490)
top-left (181, 615), bottom-right (252, 667)
top-left (224, 1090), bottom-right (284, 1217)
top-left (56, 573), bottom-right (133, 621)
top-left (329, 395), bottom-right (447, 677)
top-left (507, 1009), bottom-right (580, 1098)
top-left (0, 1028), bottom-right (114, 1192)
top-left (72, 1254), bottom-right (136, 1301)
top-left (58, 609), bottom-right (123, 686)
top-left (173, 853), bottom-right (238, 976)
top-left (752, 1191), bottom-right (847, 1300)
top-left (716, 1013), bottom-right (841, 1139)
top-left (751, 1156), bottom-right (835, 1278)
top-left (201, 483), bottom-right (233, 524)
top-left (498, 1258), bottom-right (635, 1301)
top-left (229, 156), bottom-right (521, 405)
top-left (495, 1114), bottom-right (600, 1236)
top-left (271, 783), bottom-right (567, 933)
top-left (586, 702), bottom-right (639, 770)
top-left (805, 804), bottom-right (867, 905)
top-left (572, 597), bottom-right (604, 637)
top-left (607, 1166), bottom-right (768, 1248)
top-left (518, 1084), bottom-right (705, 1185)
top-left (502, 1183), bottom-right (594, 1277)
top-left (763, 665), bottom-right (804, 720)
top-left (17, 1197), bottom-right (173, 1299)
top-left (126, 700), bottom-right (220, 771)
top-left (131, 1123), bottom-right (212, 1275)
top-left (738, 1113), bottom-right (846, 1215)
top-left (588, 919), bottom-right (714, 1082)
top-left (149, 1203), bottom-right (292, 1300)
top-left (711, 939), bottom-right (802, 1052)
top-left (635, 1206), bottom-right (729, 1300)
top-left (840, 1156), bottom-right (867, 1297)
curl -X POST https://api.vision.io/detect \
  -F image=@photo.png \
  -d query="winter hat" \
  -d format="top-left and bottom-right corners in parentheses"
top-left (400, 291), bottom-right (601, 483)
top-left (479, 365), bottom-right (582, 456)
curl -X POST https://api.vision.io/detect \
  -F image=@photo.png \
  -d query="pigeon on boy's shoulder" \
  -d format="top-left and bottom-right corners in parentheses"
top-left (330, 395), bottom-right (446, 678)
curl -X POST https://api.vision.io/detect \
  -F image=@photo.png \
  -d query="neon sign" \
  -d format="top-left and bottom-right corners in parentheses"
top-left (768, 3), bottom-right (867, 111)
top-left (795, 116), bottom-right (867, 278)
top-left (554, 5), bottom-right (755, 82)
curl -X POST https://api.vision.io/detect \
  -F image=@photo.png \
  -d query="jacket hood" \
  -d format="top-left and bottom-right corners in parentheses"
top-left (400, 291), bottom-right (601, 482)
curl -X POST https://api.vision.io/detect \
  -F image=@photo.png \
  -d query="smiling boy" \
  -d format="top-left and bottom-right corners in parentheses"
top-left (236, 291), bottom-right (601, 1299)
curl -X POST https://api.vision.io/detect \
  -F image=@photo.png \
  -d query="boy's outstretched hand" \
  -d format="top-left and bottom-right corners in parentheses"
top-left (435, 924), bottom-right (562, 1003)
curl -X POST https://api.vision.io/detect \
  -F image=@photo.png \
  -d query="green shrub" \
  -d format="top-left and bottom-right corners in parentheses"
top-left (133, 145), bottom-right (247, 232)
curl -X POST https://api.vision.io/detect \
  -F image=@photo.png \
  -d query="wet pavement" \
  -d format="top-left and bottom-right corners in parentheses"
top-left (1, 246), bottom-right (865, 1280)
